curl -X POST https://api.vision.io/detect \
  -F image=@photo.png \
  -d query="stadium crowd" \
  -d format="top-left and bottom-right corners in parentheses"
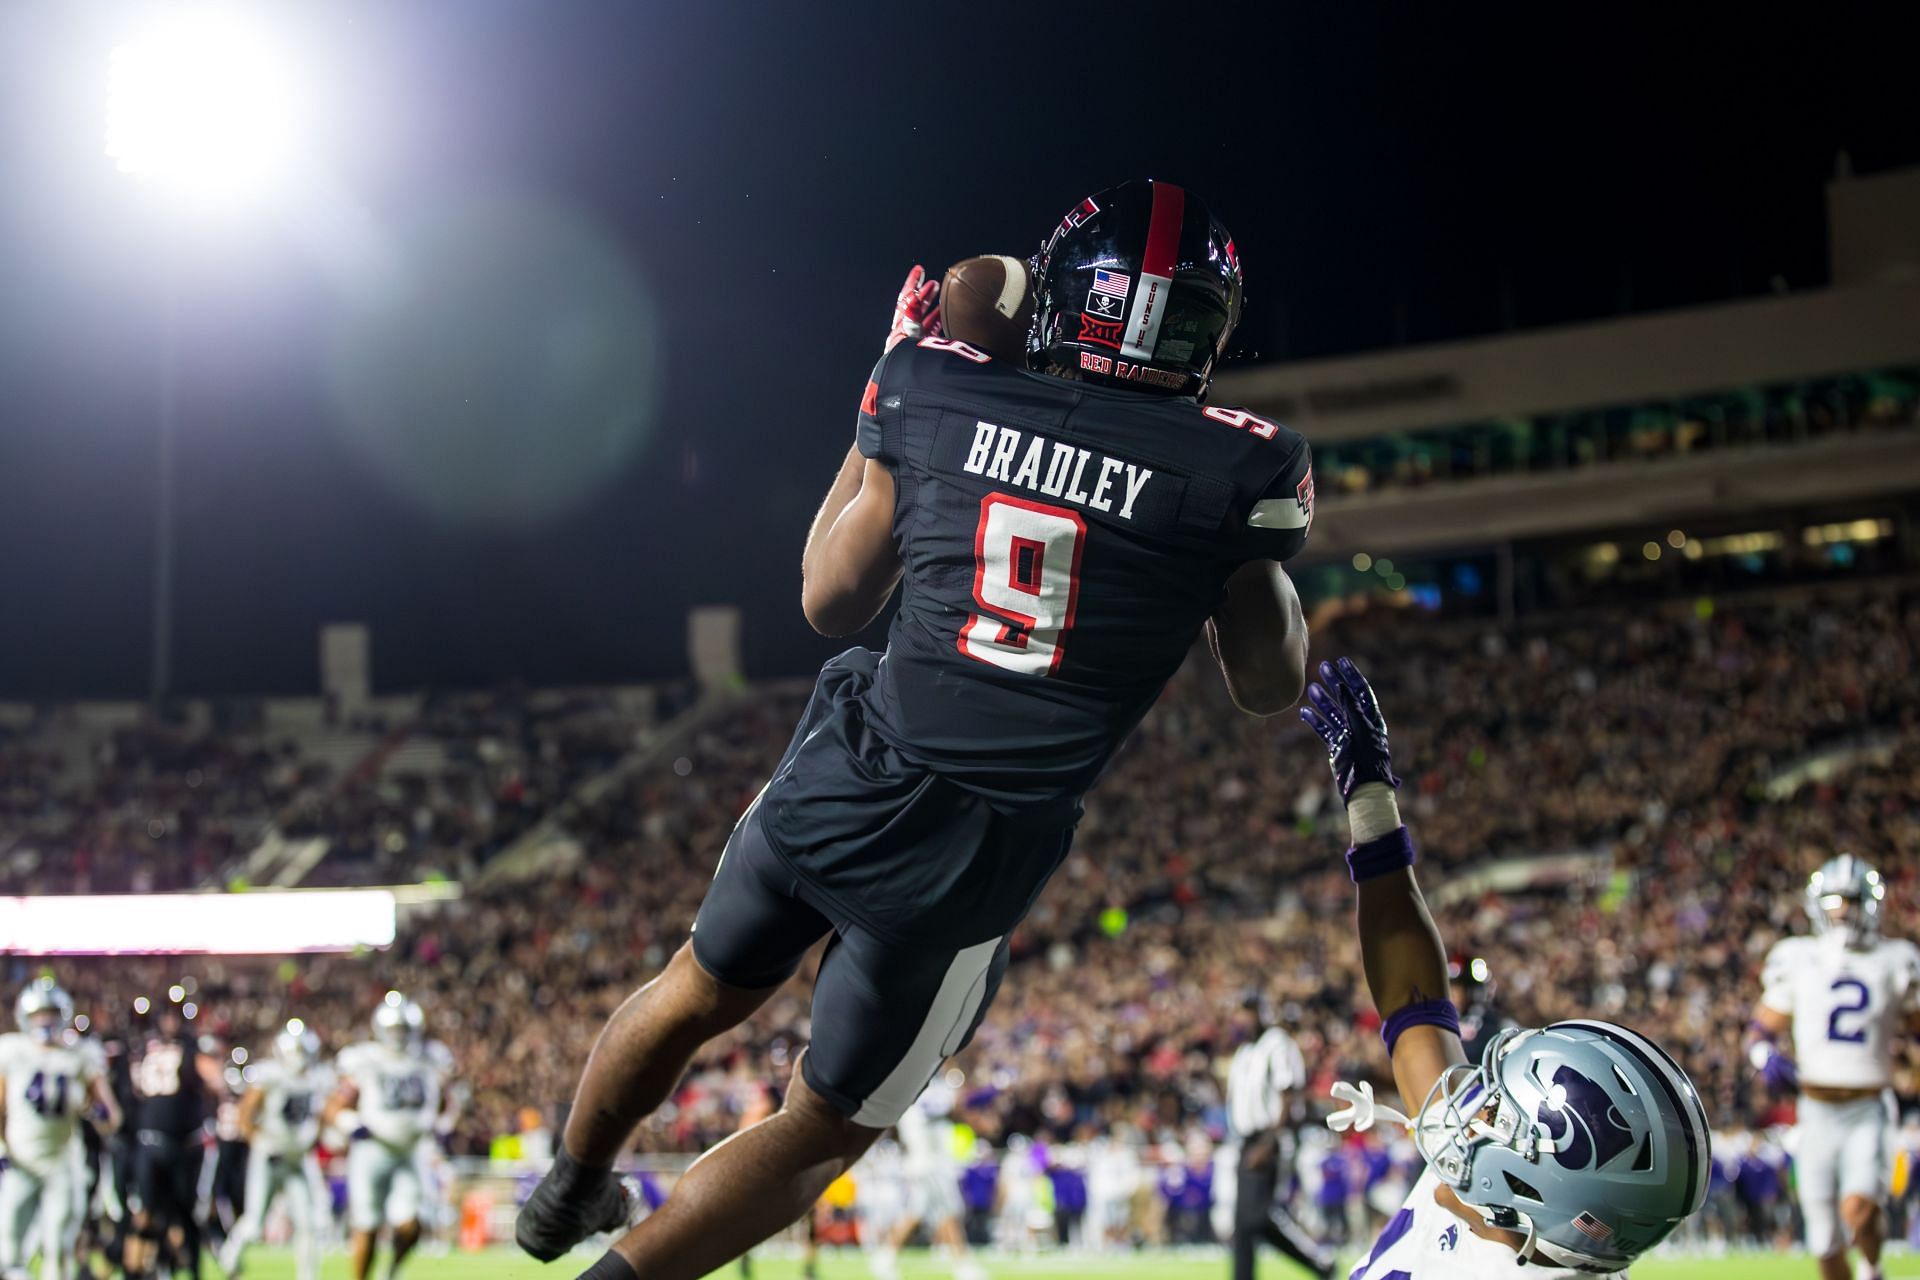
top-left (5, 578), bottom-right (1919, 1248)
top-left (0, 686), bottom-right (657, 894)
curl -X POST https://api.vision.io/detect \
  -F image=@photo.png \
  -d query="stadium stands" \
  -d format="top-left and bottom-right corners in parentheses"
top-left (1311, 366), bottom-right (1919, 497)
top-left (11, 575), bottom-right (1916, 1253)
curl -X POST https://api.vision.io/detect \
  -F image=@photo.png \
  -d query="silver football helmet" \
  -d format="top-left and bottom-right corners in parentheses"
top-left (15, 978), bottom-right (74, 1045)
top-left (275, 1018), bottom-right (320, 1070)
top-left (372, 991), bottom-right (424, 1050)
top-left (1806, 854), bottom-right (1884, 948)
top-left (1410, 1020), bottom-right (1711, 1272)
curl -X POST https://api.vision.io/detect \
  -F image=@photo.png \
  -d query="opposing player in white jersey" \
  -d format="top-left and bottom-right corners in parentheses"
top-left (868, 1082), bottom-right (983, 1280)
top-left (323, 993), bottom-right (454, 1280)
top-left (1302, 658), bottom-right (1710, 1278)
top-left (1750, 855), bottom-right (1920, 1280)
top-left (0, 979), bottom-right (122, 1280)
top-left (218, 1021), bottom-right (332, 1280)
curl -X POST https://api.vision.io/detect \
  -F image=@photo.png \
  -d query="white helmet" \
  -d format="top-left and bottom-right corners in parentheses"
top-left (274, 1018), bottom-right (321, 1070)
top-left (1806, 854), bottom-right (1884, 948)
top-left (372, 991), bottom-right (424, 1049)
top-left (15, 978), bottom-right (74, 1045)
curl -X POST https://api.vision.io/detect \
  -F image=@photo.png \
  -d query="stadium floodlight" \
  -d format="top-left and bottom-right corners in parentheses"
top-left (105, 10), bottom-right (300, 202)
top-left (104, 10), bottom-right (308, 698)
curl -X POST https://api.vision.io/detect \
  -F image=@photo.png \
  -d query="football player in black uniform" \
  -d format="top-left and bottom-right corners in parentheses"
top-left (1449, 953), bottom-right (1519, 1066)
top-left (516, 180), bottom-right (1315, 1280)
top-left (99, 1019), bottom-right (140, 1278)
top-left (128, 1004), bottom-right (222, 1280)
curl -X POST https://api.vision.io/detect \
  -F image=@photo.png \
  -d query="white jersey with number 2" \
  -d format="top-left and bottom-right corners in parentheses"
top-left (1761, 932), bottom-right (1920, 1090)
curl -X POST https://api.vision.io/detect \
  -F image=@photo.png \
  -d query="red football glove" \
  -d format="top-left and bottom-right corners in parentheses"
top-left (885, 264), bottom-right (942, 352)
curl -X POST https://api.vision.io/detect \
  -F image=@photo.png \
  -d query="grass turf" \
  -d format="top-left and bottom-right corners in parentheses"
top-left (218, 1244), bottom-right (1920, 1279)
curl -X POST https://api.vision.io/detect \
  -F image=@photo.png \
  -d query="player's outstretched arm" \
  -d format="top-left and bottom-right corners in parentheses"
top-left (800, 444), bottom-right (902, 636)
top-left (1208, 560), bottom-right (1308, 715)
top-left (1302, 657), bottom-right (1464, 1109)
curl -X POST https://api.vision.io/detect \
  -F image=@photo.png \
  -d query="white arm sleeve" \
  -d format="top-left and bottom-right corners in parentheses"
top-left (1759, 940), bottom-right (1797, 1015)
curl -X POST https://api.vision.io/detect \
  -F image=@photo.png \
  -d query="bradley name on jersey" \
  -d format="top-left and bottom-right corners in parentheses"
top-left (961, 421), bottom-right (1155, 522)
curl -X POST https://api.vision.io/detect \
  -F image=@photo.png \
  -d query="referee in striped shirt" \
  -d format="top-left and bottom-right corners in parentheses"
top-left (1227, 997), bottom-right (1334, 1280)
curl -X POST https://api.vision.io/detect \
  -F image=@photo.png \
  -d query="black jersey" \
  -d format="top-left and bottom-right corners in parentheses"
top-left (103, 1034), bottom-right (136, 1120)
top-left (1460, 1003), bottom-right (1520, 1068)
top-left (854, 337), bottom-right (1313, 816)
top-left (132, 1032), bottom-right (206, 1136)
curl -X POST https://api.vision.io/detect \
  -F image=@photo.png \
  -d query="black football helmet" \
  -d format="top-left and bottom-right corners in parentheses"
top-left (1028, 179), bottom-right (1243, 399)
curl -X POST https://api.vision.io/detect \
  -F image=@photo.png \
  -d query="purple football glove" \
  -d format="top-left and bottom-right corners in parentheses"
top-left (1750, 1040), bottom-right (1799, 1093)
top-left (1299, 657), bottom-right (1401, 802)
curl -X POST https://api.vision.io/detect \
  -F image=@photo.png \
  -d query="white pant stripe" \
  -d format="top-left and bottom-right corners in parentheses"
top-left (850, 936), bottom-right (1002, 1128)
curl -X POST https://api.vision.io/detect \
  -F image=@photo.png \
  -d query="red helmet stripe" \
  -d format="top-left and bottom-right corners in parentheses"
top-left (1141, 181), bottom-right (1185, 279)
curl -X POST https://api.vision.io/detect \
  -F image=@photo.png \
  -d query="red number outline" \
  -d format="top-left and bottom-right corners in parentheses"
top-left (959, 493), bottom-right (1086, 676)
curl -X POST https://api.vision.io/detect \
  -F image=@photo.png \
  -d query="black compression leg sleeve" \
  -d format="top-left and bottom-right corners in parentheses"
top-left (576, 1252), bottom-right (638, 1280)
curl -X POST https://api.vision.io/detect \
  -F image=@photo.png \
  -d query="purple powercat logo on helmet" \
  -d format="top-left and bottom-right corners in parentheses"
top-left (1536, 1064), bottom-right (1636, 1172)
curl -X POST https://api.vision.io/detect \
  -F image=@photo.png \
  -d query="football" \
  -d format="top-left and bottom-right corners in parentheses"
top-left (941, 254), bottom-right (1035, 360)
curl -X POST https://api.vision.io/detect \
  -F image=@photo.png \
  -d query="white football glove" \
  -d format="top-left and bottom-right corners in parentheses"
top-left (1327, 1079), bottom-right (1412, 1134)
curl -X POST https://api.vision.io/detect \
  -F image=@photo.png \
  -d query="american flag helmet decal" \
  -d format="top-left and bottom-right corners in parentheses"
top-left (1572, 1211), bottom-right (1614, 1243)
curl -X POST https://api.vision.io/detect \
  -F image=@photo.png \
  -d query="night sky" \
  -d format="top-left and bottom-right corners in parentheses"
top-left (1, 2), bottom-right (1915, 698)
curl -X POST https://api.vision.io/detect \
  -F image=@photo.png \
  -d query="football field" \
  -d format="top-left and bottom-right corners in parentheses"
top-left (227, 1245), bottom-right (1920, 1279)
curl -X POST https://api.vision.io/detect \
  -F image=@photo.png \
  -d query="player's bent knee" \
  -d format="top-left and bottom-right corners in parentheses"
top-left (673, 938), bottom-right (733, 997)
top-left (785, 1053), bottom-right (885, 1160)
top-left (669, 941), bottom-right (755, 1005)
top-left (1840, 1193), bottom-right (1880, 1225)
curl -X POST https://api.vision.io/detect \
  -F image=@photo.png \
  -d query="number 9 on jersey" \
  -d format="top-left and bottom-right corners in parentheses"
top-left (959, 494), bottom-right (1086, 677)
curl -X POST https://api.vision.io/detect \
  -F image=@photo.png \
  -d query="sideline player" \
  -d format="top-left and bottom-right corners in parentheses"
top-left (1302, 658), bottom-right (1711, 1276)
top-left (324, 993), bottom-right (454, 1280)
top-left (868, 1087), bottom-right (983, 1280)
top-left (516, 179), bottom-right (1316, 1280)
top-left (205, 1032), bottom-right (248, 1259)
top-left (1448, 954), bottom-right (1517, 1067)
top-left (0, 979), bottom-right (121, 1280)
top-left (129, 1000), bottom-right (222, 1280)
top-left (218, 1021), bottom-right (331, 1280)
top-left (1750, 855), bottom-right (1920, 1280)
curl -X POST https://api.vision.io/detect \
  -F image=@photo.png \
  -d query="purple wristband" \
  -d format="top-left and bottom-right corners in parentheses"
top-left (1382, 999), bottom-right (1461, 1057)
top-left (1346, 826), bottom-right (1416, 882)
